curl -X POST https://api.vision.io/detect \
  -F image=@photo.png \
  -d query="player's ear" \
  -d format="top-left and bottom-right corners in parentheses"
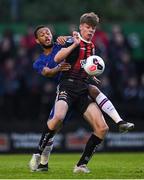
top-left (79, 24), bottom-right (82, 31)
top-left (35, 38), bottom-right (40, 44)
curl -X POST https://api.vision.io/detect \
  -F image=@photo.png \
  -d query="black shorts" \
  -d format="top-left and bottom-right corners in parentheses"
top-left (57, 78), bottom-right (93, 114)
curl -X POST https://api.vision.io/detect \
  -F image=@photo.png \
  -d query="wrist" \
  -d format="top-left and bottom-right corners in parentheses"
top-left (73, 43), bottom-right (79, 48)
top-left (57, 64), bottom-right (61, 71)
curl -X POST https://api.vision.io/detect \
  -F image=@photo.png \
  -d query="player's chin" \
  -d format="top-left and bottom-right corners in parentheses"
top-left (42, 42), bottom-right (53, 49)
top-left (45, 42), bottom-right (51, 46)
top-left (87, 34), bottom-right (93, 40)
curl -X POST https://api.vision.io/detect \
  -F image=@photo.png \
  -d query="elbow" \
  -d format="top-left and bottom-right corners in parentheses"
top-left (54, 55), bottom-right (59, 63)
top-left (42, 71), bottom-right (52, 77)
top-left (42, 68), bottom-right (52, 77)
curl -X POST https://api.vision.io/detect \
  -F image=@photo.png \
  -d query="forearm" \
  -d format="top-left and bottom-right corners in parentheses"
top-left (42, 66), bottom-right (60, 77)
top-left (54, 43), bottom-right (78, 63)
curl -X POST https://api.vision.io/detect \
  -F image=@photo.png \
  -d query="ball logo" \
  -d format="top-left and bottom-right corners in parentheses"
top-left (89, 65), bottom-right (97, 72)
top-left (93, 58), bottom-right (103, 70)
top-left (93, 58), bottom-right (98, 65)
top-left (97, 64), bottom-right (103, 70)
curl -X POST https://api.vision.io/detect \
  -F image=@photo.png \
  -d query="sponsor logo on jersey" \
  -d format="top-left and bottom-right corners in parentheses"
top-left (80, 47), bottom-right (86, 50)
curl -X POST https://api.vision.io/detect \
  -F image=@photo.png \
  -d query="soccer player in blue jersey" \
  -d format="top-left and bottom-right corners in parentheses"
top-left (29, 25), bottom-right (71, 171)
top-left (29, 24), bottom-right (134, 172)
top-left (33, 25), bottom-right (71, 79)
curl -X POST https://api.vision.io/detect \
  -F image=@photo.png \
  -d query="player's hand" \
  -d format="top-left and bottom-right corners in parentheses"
top-left (72, 31), bottom-right (80, 46)
top-left (58, 61), bottom-right (71, 71)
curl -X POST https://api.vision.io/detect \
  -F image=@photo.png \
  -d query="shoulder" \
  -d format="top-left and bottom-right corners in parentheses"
top-left (53, 43), bottom-right (63, 50)
top-left (64, 37), bottom-right (74, 47)
top-left (33, 53), bottom-right (46, 68)
top-left (33, 54), bottom-right (44, 63)
top-left (91, 42), bottom-right (95, 48)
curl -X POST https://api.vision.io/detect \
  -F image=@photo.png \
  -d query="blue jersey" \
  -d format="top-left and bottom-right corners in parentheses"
top-left (33, 43), bottom-right (62, 83)
top-left (33, 42), bottom-right (75, 123)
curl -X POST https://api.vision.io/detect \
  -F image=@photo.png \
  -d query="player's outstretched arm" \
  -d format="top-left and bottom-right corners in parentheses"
top-left (54, 44), bottom-right (77, 63)
top-left (42, 62), bottom-right (71, 77)
top-left (54, 31), bottom-right (80, 63)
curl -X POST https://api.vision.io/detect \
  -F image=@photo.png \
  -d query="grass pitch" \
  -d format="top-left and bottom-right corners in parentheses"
top-left (0, 153), bottom-right (144, 179)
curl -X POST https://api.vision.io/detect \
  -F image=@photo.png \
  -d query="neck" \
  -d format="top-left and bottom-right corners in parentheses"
top-left (43, 47), bottom-right (53, 55)
top-left (41, 41), bottom-right (54, 55)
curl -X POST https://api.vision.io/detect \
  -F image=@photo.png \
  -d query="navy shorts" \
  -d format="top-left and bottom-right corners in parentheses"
top-left (57, 78), bottom-right (93, 114)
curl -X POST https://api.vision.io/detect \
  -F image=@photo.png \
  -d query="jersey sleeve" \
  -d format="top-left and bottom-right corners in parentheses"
top-left (33, 44), bottom-right (63, 75)
top-left (33, 58), bottom-right (46, 74)
top-left (64, 37), bottom-right (74, 47)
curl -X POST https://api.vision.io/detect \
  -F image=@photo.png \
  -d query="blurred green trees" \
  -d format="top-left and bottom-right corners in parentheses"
top-left (1, 0), bottom-right (144, 23)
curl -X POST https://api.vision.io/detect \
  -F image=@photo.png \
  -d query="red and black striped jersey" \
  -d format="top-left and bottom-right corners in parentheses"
top-left (61, 38), bottom-right (95, 81)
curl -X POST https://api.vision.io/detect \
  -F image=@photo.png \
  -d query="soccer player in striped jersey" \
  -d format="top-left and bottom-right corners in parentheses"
top-left (29, 23), bottom-right (134, 172)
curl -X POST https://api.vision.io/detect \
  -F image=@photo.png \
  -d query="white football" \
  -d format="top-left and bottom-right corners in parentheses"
top-left (84, 55), bottom-right (105, 76)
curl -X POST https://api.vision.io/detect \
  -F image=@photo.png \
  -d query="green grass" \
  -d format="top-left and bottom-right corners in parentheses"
top-left (0, 153), bottom-right (144, 179)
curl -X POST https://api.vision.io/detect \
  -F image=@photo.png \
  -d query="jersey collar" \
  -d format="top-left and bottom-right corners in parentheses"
top-left (78, 33), bottom-right (91, 44)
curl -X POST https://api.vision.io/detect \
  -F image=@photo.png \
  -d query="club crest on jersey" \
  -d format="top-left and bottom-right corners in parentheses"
top-left (80, 59), bottom-right (86, 68)
top-left (59, 91), bottom-right (67, 95)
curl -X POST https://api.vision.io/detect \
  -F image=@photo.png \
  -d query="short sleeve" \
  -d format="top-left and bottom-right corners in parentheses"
top-left (33, 59), bottom-right (46, 74)
top-left (64, 37), bottom-right (74, 47)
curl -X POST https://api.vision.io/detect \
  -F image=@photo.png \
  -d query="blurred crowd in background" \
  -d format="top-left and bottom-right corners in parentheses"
top-left (0, 24), bottom-right (144, 121)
